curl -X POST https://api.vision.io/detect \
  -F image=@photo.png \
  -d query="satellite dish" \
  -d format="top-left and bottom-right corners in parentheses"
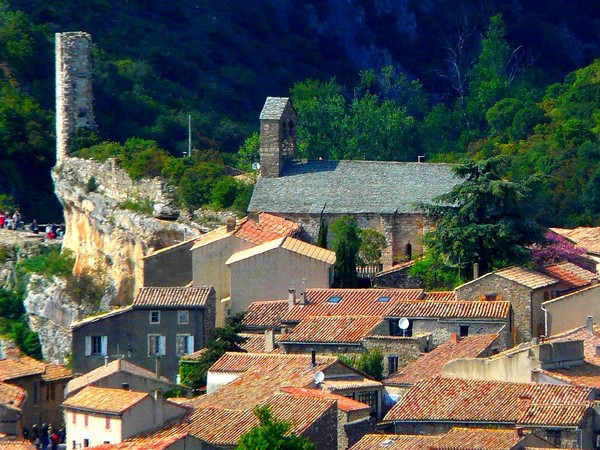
top-left (251, 162), bottom-right (261, 171)
top-left (314, 371), bottom-right (325, 384)
top-left (398, 318), bottom-right (410, 330)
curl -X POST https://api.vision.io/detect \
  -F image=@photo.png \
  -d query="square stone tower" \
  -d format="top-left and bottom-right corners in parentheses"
top-left (259, 97), bottom-right (297, 178)
top-left (55, 32), bottom-right (96, 164)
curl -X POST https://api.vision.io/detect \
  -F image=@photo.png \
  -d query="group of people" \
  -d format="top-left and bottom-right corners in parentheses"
top-left (23, 423), bottom-right (64, 450)
top-left (0, 210), bottom-right (22, 230)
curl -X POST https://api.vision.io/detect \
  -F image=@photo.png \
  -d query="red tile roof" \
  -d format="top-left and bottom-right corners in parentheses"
top-left (0, 381), bottom-right (26, 409)
top-left (0, 355), bottom-right (71, 383)
top-left (133, 286), bottom-right (213, 308)
top-left (233, 213), bottom-right (301, 245)
top-left (385, 301), bottom-right (511, 320)
top-left (540, 262), bottom-right (594, 291)
top-left (0, 436), bottom-right (36, 450)
top-left (349, 434), bottom-right (438, 450)
top-left (280, 387), bottom-right (370, 413)
top-left (242, 300), bottom-right (289, 329)
top-left (88, 434), bottom-right (192, 450)
top-left (282, 288), bottom-right (425, 322)
top-left (208, 352), bottom-right (336, 374)
top-left (62, 386), bottom-right (149, 415)
top-left (385, 334), bottom-right (499, 386)
top-left (384, 376), bottom-right (593, 427)
top-left (280, 316), bottom-right (383, 344)
top-left (495, 266), bottom-right (558, 289)
top-left (545, 324), bottom-right (600, 364)
top-left (424, 291), bottom-right (457, 302)
top-left (430, 427), bottom-right (531, 450)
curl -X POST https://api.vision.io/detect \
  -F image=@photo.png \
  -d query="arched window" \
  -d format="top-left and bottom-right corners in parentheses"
top-left (405, 243), bottom-right (413, 260)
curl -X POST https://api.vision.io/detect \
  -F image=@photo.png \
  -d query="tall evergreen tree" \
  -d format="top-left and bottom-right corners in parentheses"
top-left (316, 216), bottom-right (328, 249)
top-left (330, 216), bottom-right (361, 288)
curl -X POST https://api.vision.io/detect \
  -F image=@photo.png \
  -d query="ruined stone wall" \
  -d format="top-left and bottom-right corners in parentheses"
top-left (55, 32), bottom-right (95, 163)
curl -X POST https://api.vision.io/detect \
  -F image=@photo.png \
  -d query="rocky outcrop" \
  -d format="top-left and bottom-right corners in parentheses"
top-left (53, 157), bottom-right (201, 306)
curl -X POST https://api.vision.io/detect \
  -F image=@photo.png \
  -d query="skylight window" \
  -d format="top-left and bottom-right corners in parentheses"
top-left (327, 296), bottom-right (342, 304)
top-left (378, 296), bottom-right (391, 302)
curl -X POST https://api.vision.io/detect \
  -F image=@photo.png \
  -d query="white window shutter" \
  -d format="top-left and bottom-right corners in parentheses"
top-left (85, 336), bottom-right (91, 356)
top-left (101, 336), bottom-right (108, 356)
top-left (186, 336), bottom-right (194, 354)
top-left (159, 336), bottom-right (166, 356)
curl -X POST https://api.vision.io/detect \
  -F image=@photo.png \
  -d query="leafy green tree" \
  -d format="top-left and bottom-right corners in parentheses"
top-left (330, 216), bottom-right (361, 288)
top-left (358, 228), bottom-right (387, 266)
top-left (421, 156), bottom-right (545, 278)
top-left (211, 176), bottom-right (240, 209)
top-left (339, 348), bottom-right (384, 381)
top-left (236, 405), bottom-right (315, 450)
top-left (237, 132), bottom-right (260, 171)
top-left (177, 162), bottom-right (225, 210)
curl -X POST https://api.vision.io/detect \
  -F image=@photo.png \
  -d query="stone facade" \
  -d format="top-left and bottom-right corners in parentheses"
top-left (143, 239), bottom-right (196, 287)
top-left (55, 32), bottom-right (95, 163)
top-left (374, 262), bottom-right (423, 288)
top-left (410, 317), bottom-right (512, 349)
top-left (301, 402), bottom-right (338, 450)
top-left (259, 97), bottom-right (297, 178)
top-left (362, 335), bottom-right (430, 375)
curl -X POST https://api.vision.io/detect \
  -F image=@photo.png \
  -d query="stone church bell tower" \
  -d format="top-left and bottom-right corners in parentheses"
top-left (259, 97), bottom-right (297, 178)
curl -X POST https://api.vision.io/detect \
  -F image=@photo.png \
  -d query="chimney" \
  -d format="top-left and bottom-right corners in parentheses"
top-left (311, 349), bottom-right (316, 368)
top-left (264, 329), bottom-right (275, 353)
top-left (587, 316), bottom-right (594, 334)
top-left (450, 333), bottom-right (459, 343)
top-left (473, 262), bottom-right (480, 280)
top-left (288, 285), bottom-right (296, 310)
top-left (226, 217), bottom-right (236, 232)
top-left (121, 382), bottom-right (130, 390)
top-left (299, 290), bottom-right (308, 305)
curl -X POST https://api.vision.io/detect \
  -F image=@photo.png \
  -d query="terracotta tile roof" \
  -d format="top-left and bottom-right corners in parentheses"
top-left (133, 286), bottom-right (213, 308)
top-left (551, 227), bottom-right (600, 255)
top-left (226, 236), bottom-right (336, 265)
top-left (544, 324), bottom-right (600, 364)
top-left (71, 306), bottom-right (133, 330)
top-left (430, 427), bottom-right (530, 450)
top-left (0, 436), bottom-right (36, 450)
top-left (136, 392), bottom-right (334, 447)
top-left (242, 300), bottom-right (289, 329)
top-left (385, 301), bottom-right (511, 320)
top-left (62, 386), bottom-right (149, 415)
top-left (384, 376), bottom-right (593, 427)
top-left (0, 356), bottom-right (45, 380)
top-left (385, 334), bottom-right (499, 386)
top-left (376, 260), bottom-right (415, 276)
top-left (238, 333), bottom-right (268, 353)
top-left (350, 433), bottom-right (439, 450)
top-left (280, 316), bottom-right (383, 344)
top-left (281, 387), bottom-right (370, 413)
top-left (88, 434), bottom-right (191, 450)
top-left (66, 359), bottom-right (171, 397)
top-left (0, 381), bottom-right (26, 409)
top-left (320, 378), bottom-right (383, 391)
top-left (233, 213), bottom-right (301, 245)
top-left (282, 288), bottom-right (425, 322)
top-left (495, 266), bottom-right (558, 289)
top-left (424, 291), bottom-right (457, 301)
top-left (540, 261), bottom-right (595, 291)
top-left (208, 352), bottom-right (336, 374)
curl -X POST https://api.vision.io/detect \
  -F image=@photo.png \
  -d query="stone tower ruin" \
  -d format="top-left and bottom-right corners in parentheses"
top-left (259, 97), bottom-right (297, 178)
top-left (55, 32), bottom-right (95, 163)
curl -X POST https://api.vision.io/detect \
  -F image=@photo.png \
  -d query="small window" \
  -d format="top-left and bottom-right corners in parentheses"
top-left (72, 412), bottom-right (77, 424)
top-left (150, 310), bottom-right (160, 324)
top-left (176, 334), bottom-right (195, 356)
top-left (105, 417), bottom-right (111, 430)
top-left (388, 356), bottom-right (399, 375)
top-left (84, 439), bottom-right (90, 448)
top-left (84, 414), bottom-right (89, 427)
top-left (85, 336), bottom-right (107, 356)
top-left (405, 243), bottom-right (412, 260)
top-left (459, 325), bottom-right (469, 337)
top-left (148, 334), bottom-right (166, 357)
top-left (327, 296), bottom-right (342, 304)
top-left (378, 296), bottom-right (390, 302)
top-left (178, 310), bottom-right (189, 325)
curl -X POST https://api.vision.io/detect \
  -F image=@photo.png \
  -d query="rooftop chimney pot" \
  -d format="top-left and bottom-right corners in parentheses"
top-left (226, 217), bottom-right (236, 232)
top-left (450, 333), bottom-right (459, 343)
top-left (587, 316), bottom-right (594, 334)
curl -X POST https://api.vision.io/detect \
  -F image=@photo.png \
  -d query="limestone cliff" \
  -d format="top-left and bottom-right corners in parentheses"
top-left (53, 156), bottom-right (201, 306)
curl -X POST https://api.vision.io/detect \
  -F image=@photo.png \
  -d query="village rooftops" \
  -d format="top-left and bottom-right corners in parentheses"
top-left (280, 387), bottom-right (370, 413)
top-left (249, 160), bottom-right (458, 215)
top-left (384, 376), bottom-right (595, 426)
top-left (0, 436), bottom-right (37, 450)
top-left (66, 359), bottom-right (171, 397)
top-left (242, 299), bottom-right (288, 330)
top-left (190, 212), bottom-right (300, 250)
top-left (385, 300), bottom-right (511, 320)
top-left (133, 286), bottom-right (213, 308)
top-left (279, 315), bottom-right (383, 345)
top-left (540, 261), bottom-right (595, 291)
top-left (0, 382), bottom-right (26, 410)
top-left (225, 236), bottom-right (336, 266)
top-left (478, 266), bottom-right (559, 290)
top-left (551, 226), bottom-right (600, 256)
top-left (62, 386), bottom-right (151, 415)
top-left (0, 353), bottom-right (71, 382)
top-left (86, 433), bottom-right (195, 450)
top-left (545, 323), bottom-right (600, 363)
top-left (349, 433), bottom-right (439, 450)
top-left (207, 351), bottom-right (336, 374)
top-left (282, 288), bottom-right (425, 323)
top-left (385, 334), bottom-right (499, 387)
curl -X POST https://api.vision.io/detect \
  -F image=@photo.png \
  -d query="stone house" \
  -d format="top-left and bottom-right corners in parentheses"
top-left (71, 286), bottom-right (216, 382)
top-left (62, 385), bottom-right (188, 448)
top-left (384, 376), bottom-right (598, 449)
top-left (65, 359), bottom-right (179, 399)
top-left (0, 382), bottom-right (27, 436)
top-left (248, 97), bottom-right (458, 269)
top-left (550, 227), bottom-right (600, 272)
top-left (0, 351), bottom-right (72, 430)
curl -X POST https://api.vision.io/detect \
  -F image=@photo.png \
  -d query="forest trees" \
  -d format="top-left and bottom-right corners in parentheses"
top-left (415, 156), bottom-right (545, 287)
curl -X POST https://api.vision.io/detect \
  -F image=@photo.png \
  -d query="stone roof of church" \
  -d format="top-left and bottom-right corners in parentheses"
top-left (249, 160), bottom-right (457, 215)
top-left (259, 97), bottom-right (293, 120)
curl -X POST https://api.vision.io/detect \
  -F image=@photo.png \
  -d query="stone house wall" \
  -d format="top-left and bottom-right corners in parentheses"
top-left (143, 240), bottom-right (195, 288)
top-left (455, 275), bottom-right (538, 343)
top-left (362, 335), bottom-right (430, 376)
top-left (343, 416), bottom-right (375, 449)
top-left (412, 318), bottom-right (511, 349)
top-left (301, 403), bottom-right (338, 450)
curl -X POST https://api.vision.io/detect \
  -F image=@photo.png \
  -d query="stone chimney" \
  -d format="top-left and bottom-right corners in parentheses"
top-left (264, 329), bottom-right (275, 353)
top-left (587, 316), bottom-right (594, 334)
top-left (55, 32), bottom-right (96, 164)
top-left (473, 262), bottom-right (480, 280)
top-left (299, 290), bottom-right (308, 305)
top-left (288, 285), bottom-right (296, 310)
top-left (259, 97), bottom-right (297, 178)
top-left (226, 217), bottom-right (236, 232)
